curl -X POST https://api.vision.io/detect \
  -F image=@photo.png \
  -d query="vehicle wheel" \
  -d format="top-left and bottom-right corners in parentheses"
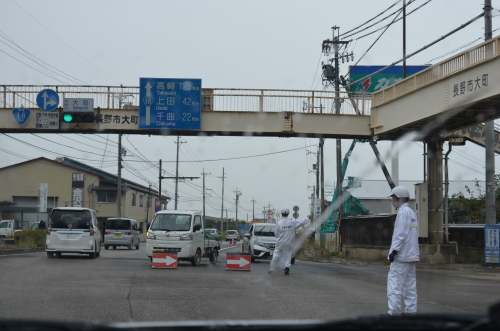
top-left (210, 248), bottom-right (218, 265)
top-left (113, 246), bottom-right (116, 250)
top-left (105, 245), bottom-right (109, 250)
top-left (55, 252), bottom-right (61, 258)
top-left (191, 249), bottom-right (202, 266)
top-left (46, 252), bottom-right (54, 258)
top-left (291, 257), bottom-right (296, 264)
top-left (136, 241), bottom-right (140, 250)
top-left (89, 247), bottom-right (96, 259)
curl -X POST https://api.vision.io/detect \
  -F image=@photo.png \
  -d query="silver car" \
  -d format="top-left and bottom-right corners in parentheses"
top-left (104, 218), bottom-right (140, 250)
top-left (225, 230), bottom-right (240, 242)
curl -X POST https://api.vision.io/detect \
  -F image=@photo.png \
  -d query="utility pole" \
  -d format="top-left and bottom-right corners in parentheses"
top-left (218, 168), bottom-right (226, 220)
top-left (202, 168), bottom-right (211, 223)
top-left (322, 27), bottom-right (349, 220)
top-left (333, 26), bottom-right (343, 219)
top-left (320, 138), bottom-right (325, 214)
top-left (117, 134), bottom-right (123, 218)
top-left (251, 198), bottom-right (256, 221)
top-left (146, 184), bottom-right (151, 223)
top-left (158, 159), bottom-right (162, 210)
top-left (234, 189), bottom-right (242, 223)
top-left (485, 0), bottom-right (496, 226)
top-left (174, 136), bottom-right (186, 209)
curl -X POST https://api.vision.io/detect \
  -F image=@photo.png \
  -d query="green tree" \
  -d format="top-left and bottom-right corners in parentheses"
top-left (448, 175), bottom-right (500, 224)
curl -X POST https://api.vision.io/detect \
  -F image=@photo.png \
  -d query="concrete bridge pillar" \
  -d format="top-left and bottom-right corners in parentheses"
top-left (427, 140), bottom-right (444, 244)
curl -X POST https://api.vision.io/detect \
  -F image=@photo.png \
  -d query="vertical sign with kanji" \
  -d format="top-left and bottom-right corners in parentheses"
top-left (484, 225), bottom-right (500, 266)
top-left (72, 173), bottom-right (85, 207)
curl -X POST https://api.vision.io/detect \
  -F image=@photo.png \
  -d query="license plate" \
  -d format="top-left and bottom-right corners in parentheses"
top-left (114, 234), bottom-right (122, 238)
top-left (66, 235), bottom-right (75, 239)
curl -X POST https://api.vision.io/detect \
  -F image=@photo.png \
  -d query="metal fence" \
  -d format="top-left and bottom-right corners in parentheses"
top-left (1, 85), bottom-right (371, 115)
top-left (372, 34), bottom-right (500, 107)
top-left (340, 215), bottom-right (395, 247)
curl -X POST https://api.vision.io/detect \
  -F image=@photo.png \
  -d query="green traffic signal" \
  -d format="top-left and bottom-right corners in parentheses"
top-left (62, 112), bottom-right (95, 123)
top-left (63, 113), bottom-right (73, 123)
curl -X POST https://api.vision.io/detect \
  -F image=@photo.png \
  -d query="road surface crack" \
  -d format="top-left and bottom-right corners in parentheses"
top-left (127, 271), bottom-right (137, 321)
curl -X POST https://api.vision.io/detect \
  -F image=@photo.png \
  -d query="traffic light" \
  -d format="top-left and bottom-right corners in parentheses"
top-left (62, 112), bottom-right (95, 123)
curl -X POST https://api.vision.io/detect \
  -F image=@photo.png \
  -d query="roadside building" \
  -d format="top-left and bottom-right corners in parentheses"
top-left (0, 157), bottom-right (169, 241)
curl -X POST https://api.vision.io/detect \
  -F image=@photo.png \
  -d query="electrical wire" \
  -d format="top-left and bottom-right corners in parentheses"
top-left (341, 0), bottom-right (409, 39)
top-left (340, 0), bottom-right (402, 37)
top-left (344, 4), bottom-right (405, 77)
top-left (353, 0), bottom-right (432, 41)
top-left (346, 12), bottom-right (485, 88)
top-left (10, 0), bottom-right (120, 84)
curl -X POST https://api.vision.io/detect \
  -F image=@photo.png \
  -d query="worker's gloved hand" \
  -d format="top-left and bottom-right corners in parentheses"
top-left (389, 250), bottom-right (398, 263)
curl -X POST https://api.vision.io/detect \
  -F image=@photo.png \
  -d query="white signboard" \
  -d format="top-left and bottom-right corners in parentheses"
top-left (36, 112), bottom-right (59, 129)
top-left (39, 183), bottom-right (48, 213)
top-left (63, 98), bottom-right (94, 112)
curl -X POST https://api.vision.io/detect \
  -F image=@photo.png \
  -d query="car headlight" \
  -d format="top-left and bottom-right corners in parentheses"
top-left (255, 241), bottom-right (265, 246)
top-left (147, 232), bottom-right (156, 240)
top-left (180, 233), bottom-right (193, 241)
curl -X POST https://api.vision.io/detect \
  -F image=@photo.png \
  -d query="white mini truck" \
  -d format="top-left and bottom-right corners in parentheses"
top-left (146, 210), bottom-right (221, 266)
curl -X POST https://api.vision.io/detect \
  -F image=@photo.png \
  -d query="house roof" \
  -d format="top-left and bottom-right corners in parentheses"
top-left (0, 157), bottom-right (162, 197)
top-left (329, 179), bottom-right (486, 200)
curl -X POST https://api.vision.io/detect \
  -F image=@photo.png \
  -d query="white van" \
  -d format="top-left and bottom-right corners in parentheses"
top-left (104, 217), bottom-right (140, 250)
top-left (146, 210), bottom-right (220, 265)
top-left (45, 207), bottom-right (101, 259)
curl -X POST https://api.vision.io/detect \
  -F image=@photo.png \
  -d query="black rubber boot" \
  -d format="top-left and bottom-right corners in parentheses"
top-left (284, 267), bottom-right (290, 275)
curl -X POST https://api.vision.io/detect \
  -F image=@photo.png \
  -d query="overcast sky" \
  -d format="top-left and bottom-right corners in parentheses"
top-left (1, 0), bottom-right (499, 220)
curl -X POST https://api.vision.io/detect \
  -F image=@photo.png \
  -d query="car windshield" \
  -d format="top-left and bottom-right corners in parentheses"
top-left (254, 225), bottom-right (275, 236)
top-left (2, 1), bottom-right (500, 329)
top-left (50, 210), bottom-right (91, 229)
top-left (150, 214), bottom-right (191, 231)
top-left (106, 219), bottom-right (131, 230)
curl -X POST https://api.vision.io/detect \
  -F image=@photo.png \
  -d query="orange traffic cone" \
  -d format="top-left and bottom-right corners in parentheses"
top-left (231, 238), bottom-right (235, 247)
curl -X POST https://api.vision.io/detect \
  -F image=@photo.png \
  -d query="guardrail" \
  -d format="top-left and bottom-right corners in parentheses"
top-left (1, 85), bottom-right (371, 116)
top-left (372, 35), bottom-right (500, 107)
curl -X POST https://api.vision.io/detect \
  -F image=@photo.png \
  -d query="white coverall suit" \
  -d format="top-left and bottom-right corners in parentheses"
top-left (387, 202), bottom-right (419, 315)
top-left (269, 216), bottom-right (309, 272)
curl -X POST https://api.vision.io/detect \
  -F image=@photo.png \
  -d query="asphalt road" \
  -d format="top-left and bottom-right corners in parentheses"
top-left (1, 241), bottom-right (499, 324)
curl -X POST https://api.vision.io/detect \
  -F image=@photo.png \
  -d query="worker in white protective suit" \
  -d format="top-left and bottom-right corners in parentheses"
top-left (386, 186), bottom-right (419, 315)
top-left (268, 208), bottom-right (311, 275)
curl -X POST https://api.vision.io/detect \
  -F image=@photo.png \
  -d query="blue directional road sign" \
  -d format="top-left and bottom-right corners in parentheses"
top-left (36, 89), bottom-right (59, 112)
top-left (12, 108), bottom-right (31, 126)
top-left (139, 78), bottom-right (201, 130)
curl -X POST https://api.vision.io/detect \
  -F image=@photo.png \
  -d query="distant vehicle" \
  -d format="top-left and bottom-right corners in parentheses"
top-left (204, 228), bottom-right (218, 235)
top-left (0, 219), bottom-right (23, 243)
top-left (104, 217), bottom-right (140, 250)
top-left (45, 207), bottom-right (101, 259)
top-left (146, 210), bottom-right (221, 266)
top-left (242, 223), bottom-right (295, 264)
top-left (225, 230), bottom-right (240, 242)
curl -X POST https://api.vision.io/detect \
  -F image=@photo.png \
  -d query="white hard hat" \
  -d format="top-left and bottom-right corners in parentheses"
top-left (389, 186), bottom-right (410, 199)
top-left (281, 207), bottom-right (290, 215)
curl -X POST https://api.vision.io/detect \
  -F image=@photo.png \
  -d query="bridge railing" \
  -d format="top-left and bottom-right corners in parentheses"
top-left (372, 35), bottom-right (500, 107)
top-left (1, 85), bottom-right (371, 116)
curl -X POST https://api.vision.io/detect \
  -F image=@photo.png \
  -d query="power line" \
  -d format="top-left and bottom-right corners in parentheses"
top-left (350, 0), bottom-right (432, 41)
top-left (346, 11), bottom-right (485, 88)
top-left (10, 0), bottom-right (120, 84)
top-left (341, 0), bottom-right (408, 39)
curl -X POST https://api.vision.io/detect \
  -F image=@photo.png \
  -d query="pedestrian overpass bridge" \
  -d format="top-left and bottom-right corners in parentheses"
top-left (1, 35), bottom-right (500, 142)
